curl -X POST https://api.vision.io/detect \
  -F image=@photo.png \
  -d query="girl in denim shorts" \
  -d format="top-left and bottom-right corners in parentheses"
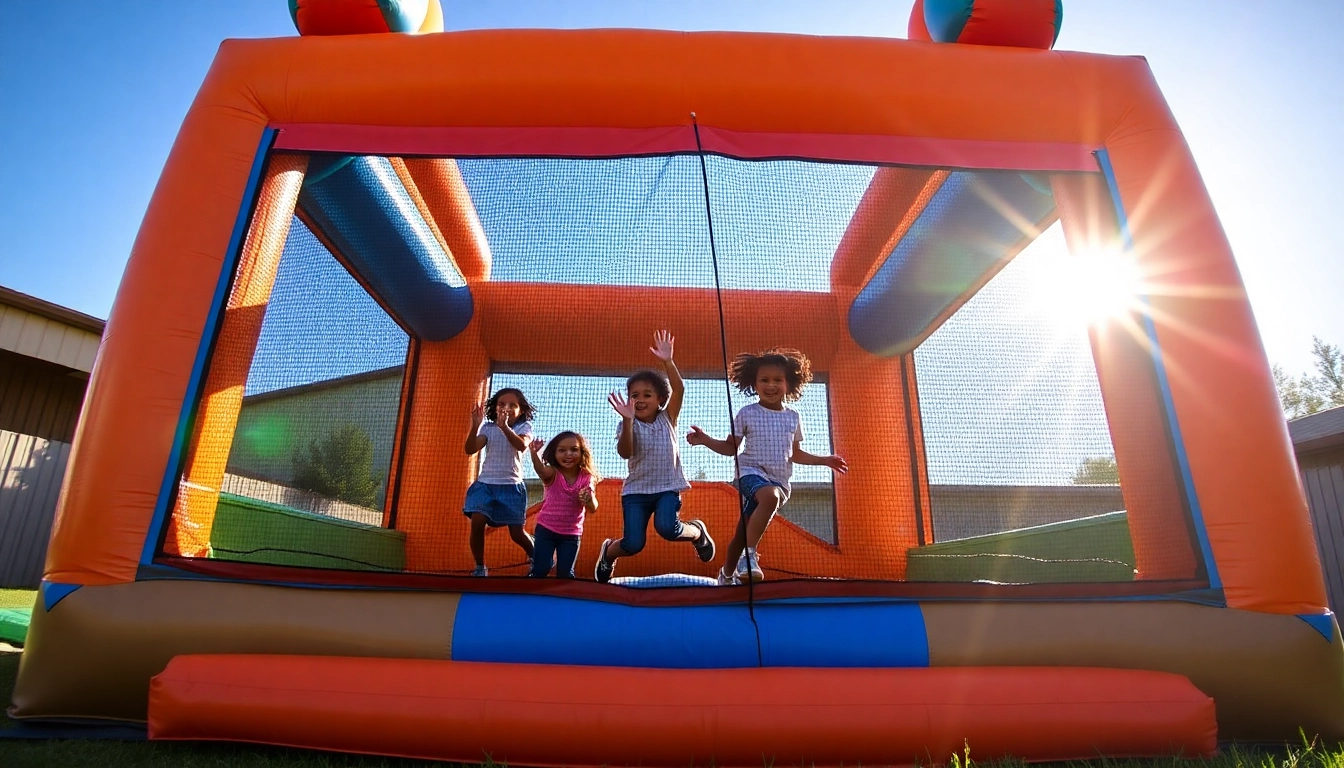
top-left (688, 348), bottom-right (847, 584)
top-left (594, 331), bottom-right (715, 582)
top-left (463, 387), bottom-right (537, 576)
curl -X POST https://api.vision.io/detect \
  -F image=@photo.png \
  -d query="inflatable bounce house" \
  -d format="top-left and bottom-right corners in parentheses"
top-left (11, 0), bottom-right (1344, 763)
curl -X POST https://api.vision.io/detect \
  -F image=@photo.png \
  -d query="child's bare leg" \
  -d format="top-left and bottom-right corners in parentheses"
top-left (721, 487), bottom-right (783, 577)
top-left (720, 517), bottom-right (749, 578)
top-left (508, 524), bottom-right (535, 559)
top-left (469, 513), bottom-right (489, 567)
top-left (744, 487), bottom-right (783, 549)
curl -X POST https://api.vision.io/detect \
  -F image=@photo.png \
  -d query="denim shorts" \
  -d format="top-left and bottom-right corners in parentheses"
top-left (463, 480), bottom-right (527, 526)
top-left (736, 473), bottom-right (788, 518)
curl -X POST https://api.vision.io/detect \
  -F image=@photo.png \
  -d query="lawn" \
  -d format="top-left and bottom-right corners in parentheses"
top-left (2, 614), bottom-right (1342, 768)
top-left (0, 589), bottom-right (37, 610)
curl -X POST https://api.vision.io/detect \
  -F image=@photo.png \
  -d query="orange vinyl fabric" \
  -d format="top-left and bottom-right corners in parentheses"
top-left (41, 29), bottom-right (1324, 613)
top-left (1101, 88), bottom-right (1327, 611)
top-left (148, 655), bottom-right (1217, 766)
top-left (167, 154), bottom-right (307, 557)
top-left (1052, 173), bottom-right (1198, 580)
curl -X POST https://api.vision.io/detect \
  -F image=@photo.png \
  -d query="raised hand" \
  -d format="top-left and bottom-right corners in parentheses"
top-left (529, 437), bottom-right (545, 455)
top-left (608, 392), bottom-right (635, 419)
top-left (825, 455), bottom-right (849, 474)
top-left (471, 402), bottom-right (485, 422)
top-left (649, 330), bottom-right (675, 362)
top-left (686, 425), bottom-right (709, 446)
top-left (495, 410), bottom-right (510, 430)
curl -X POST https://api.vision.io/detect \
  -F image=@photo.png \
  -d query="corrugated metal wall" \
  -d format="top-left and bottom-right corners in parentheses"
top-left (0, 430), bottom-right (72, 587)
top-left (0, 348), bottom-right (89, 587)
top-left (1302, 448), bottom-right (1344, 614)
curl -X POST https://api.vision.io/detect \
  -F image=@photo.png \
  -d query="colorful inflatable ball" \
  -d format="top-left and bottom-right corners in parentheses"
top-left (909, 0), bottom-right (1063, 49)
top-left (288, 0), bottom-right (444, 36)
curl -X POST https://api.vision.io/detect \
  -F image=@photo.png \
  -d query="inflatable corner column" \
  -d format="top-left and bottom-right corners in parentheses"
top-left (168, 154), bottom-right (308, 557)
top-left (1050, 173), bottom-right (1198, 581)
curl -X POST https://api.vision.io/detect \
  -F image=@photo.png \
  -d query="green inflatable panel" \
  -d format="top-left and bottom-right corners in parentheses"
top-left (210, 492), bottom-right (407, 572)
top-left (906, 510), bottom-right (1135, 583)
top-left (0, 608), bottom-right (31, 645)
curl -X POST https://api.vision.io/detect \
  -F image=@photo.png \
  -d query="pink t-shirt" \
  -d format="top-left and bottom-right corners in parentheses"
top-left (535, 471), bottom-right (593, 537)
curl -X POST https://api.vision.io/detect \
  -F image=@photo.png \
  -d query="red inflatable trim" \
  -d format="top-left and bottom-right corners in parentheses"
top-left (149, 655), bottom-right (1217, 766)
top-left (273, 123), bottom-right (1099, 171)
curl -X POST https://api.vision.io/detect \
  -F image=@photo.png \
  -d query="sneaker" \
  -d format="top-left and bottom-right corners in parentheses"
top-left (735, 548), bottom-right (764, 583)
top-left (594, 538), bottom-right (616, 583)
top-left (690, 519), bottom-right (716, 563)
top-left (716, 567), bottom-right (740, 586)
top-left (471, 565), bottom-right (488, 577)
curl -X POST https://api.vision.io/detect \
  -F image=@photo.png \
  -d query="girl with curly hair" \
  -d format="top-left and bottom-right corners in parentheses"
top-left (688, 348), bottom-right (847, 584)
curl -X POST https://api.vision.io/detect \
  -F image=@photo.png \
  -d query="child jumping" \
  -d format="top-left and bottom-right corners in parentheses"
top-left (595, 330), bottom-right (715, 582)
top-left (527, 431), bottom-right (599, 578)
top-left (687, 347), bottom-right (847, 584)
top-left (463, 387), bottom-right (537, 577)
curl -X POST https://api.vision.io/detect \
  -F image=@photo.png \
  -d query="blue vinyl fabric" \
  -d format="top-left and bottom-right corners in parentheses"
top-left (922, 0), bottom-right (1063, 46)
top-left (299, 155), bottom-right (471, 341)
top-left (452, 593), bottom-right (929, 668)
top-left (1297, 613), bottom-right (1338, 641)
top-left (848, 171), bottom-right (1056, 357)
top-left (923, 0), bottom-right (976, 43)
top-left (40, 581), bottom-right (82, 612)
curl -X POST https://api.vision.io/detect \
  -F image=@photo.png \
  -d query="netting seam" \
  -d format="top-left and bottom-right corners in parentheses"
top-left (692, 115), bottom-right (763, 666)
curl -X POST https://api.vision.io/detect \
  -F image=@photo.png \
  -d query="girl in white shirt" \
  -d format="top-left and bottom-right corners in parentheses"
top-left (463, 387), bottom-right (537, 577)
top-left (594, 331), bottom-right (716, 582)
top-left (688, 347), bottom-right (847, 584)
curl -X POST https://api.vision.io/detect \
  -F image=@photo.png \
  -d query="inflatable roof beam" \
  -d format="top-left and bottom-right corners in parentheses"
top-left (848, 171), bottom-right (1056, 357)
top-left (401, 158), bottom-right (492, 282)
top-left (298, 155), bottom-right (472, 341)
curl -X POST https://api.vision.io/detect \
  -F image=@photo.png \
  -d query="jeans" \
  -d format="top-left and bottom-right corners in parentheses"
top-left (617, 491), bottom-right (685, 555)
top-left (530, 523), bottom-right (581, 578)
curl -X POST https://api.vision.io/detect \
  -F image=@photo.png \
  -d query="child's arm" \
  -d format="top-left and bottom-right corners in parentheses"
top-left (609, 393), bottom-right (636, 459)
top-left (650, 330), bottom-right (685, 427)
top-left (578, 484), bottom-right (599, 513)
top-left (495, 412), bottom-right (532, 452)
top-left (529, 438), bottom-right (556, 485)
top-left (686, 426), bottom-right (738, 457)
top-left (464, 402), bottom-right (487, 455)
top-left (792, 442), bottom-right (849, 474)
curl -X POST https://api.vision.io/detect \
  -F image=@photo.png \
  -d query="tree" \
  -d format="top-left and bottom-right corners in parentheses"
top-left (1072, 455), bottom-right (1119, 485)
top-left (1275, 336), bottom-right (1344, 419)
top-left (291, 424), bottom-right (380, 507)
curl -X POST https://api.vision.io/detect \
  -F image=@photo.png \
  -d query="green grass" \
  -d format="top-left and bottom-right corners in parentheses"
top-left (0, 590), bottom-right (37, 610)
top-left (3, 643), bottom-right (1343, 768)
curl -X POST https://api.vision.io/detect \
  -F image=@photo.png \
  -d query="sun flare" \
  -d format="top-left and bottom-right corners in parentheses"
top-left (1029, 244), bottom-right (1143, 331)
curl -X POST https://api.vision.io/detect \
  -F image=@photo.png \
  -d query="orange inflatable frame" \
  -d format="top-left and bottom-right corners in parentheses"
top-left (15, 27), bottom-right (1342, 759)
top-left (47, 28), bottom-right (1324, 613)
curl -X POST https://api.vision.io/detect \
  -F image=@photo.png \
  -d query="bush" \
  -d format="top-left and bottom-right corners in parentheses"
top-left (291, 424), bottom-right (381, 507)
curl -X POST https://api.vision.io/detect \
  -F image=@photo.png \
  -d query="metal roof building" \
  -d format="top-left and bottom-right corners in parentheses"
top-left (0, 286), bottom-right (103, 587)
top-left (1290, 404), bottom-right (1344, 613)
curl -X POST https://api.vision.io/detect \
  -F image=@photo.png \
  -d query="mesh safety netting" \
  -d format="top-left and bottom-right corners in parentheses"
top-left (166, 148), bottom-right (1203, 593)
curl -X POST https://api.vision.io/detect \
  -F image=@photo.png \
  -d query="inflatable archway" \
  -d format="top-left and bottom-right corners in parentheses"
top-left (10, 25), bottom-right (1342, 766)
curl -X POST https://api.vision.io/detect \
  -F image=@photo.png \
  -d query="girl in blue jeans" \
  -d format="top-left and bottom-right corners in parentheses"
top-left (527, 431), bottom-right (599, 578)
top-left (594, 331), bottom-right (715, 582)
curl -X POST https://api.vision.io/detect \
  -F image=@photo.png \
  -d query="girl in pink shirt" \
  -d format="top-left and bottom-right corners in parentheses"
top-left (527, 431), bottom-right (600, 578)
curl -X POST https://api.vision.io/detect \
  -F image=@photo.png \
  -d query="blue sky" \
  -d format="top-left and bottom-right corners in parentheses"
top-left (2, 1), bottom-right (1342, 378)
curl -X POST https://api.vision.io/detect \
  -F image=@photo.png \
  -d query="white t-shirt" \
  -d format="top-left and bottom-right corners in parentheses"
top-left (734, 403), bottom-right (803, 492)
top-left (476, 421), bottom-right (532, 485)
top-left (619, 410), bottom-right (691, 496)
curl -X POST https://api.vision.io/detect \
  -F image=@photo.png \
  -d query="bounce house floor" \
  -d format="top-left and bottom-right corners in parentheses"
top-left (148, 654), bottom-right (1217, 766)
